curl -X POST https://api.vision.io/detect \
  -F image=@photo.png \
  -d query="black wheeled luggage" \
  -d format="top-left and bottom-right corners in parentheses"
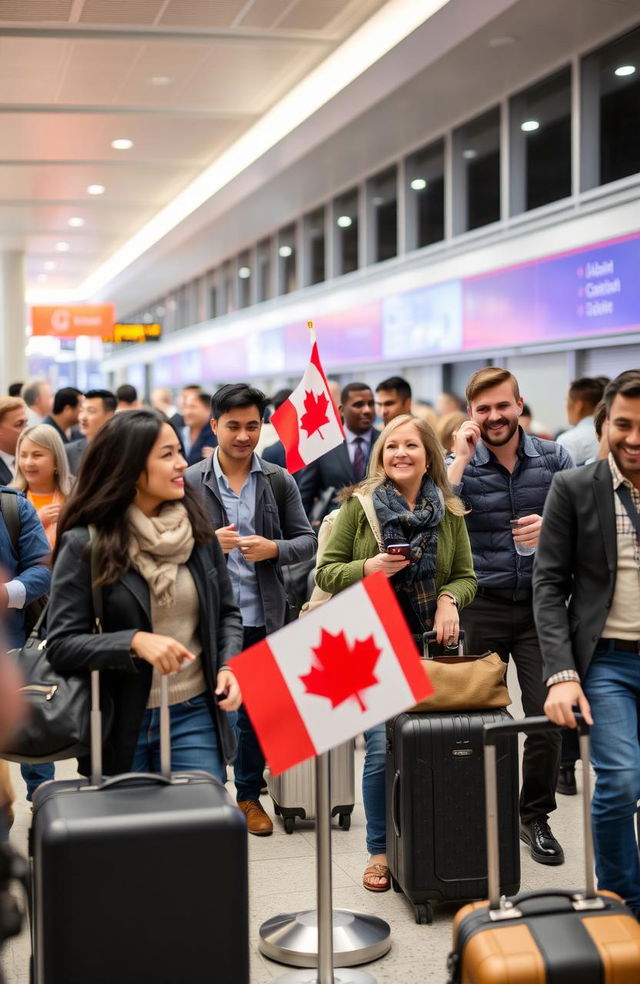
top-left (30, 674), bottom-right (249, 984)
top-left (386, 708), bottom-right (520, 924)
top-left (448, 715), bottom-right (640, 983)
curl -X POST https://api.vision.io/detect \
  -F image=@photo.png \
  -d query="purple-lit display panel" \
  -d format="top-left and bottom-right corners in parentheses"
top-left (463, 233), bottom-right (640, 350)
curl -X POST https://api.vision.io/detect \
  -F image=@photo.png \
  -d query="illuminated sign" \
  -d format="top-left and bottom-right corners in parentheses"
top-left (31, 304), bottom-right (115, 339)
top-left (111, 323), bottom-right (162, 344)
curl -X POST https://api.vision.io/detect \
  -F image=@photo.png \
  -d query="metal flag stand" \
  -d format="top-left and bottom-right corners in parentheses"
top-left (259, 751), bottom-right (392, 983)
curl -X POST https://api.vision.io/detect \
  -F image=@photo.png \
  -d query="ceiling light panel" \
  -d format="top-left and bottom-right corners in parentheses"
top-left (0, 0), bottom-right (72, 20)
top-left (79, 0), bottom-right (166, 25)
top-left (159, 0), bottom-right (247, 28)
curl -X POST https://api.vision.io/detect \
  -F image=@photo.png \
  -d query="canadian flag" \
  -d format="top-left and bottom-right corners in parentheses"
top-left (271, 337), bottom-right (344, 473)
top-left (230, 572), bottom-right (432, 774)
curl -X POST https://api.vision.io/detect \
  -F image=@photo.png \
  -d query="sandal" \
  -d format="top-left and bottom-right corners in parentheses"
top-left (362, 862), bottom-right (391, 893)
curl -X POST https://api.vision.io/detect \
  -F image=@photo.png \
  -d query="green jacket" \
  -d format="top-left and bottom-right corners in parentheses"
top-left (315, 495), bottom-right (477, 609)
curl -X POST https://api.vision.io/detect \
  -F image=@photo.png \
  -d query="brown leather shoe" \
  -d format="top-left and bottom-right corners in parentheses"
top-left (238, 799), bottom-right (273, 836)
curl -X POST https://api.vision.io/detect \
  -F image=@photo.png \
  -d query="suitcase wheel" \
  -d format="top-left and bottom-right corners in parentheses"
top-left (284, 816), bottom-right (296, 834)
top-left (273, 803), bottom-right (281, 816)
top-left (414, 902), bottom-right (433, 925)
top-left (338, 811), bottom-right (351, 831)
top-left (391, 875), bottom-right (401, 893)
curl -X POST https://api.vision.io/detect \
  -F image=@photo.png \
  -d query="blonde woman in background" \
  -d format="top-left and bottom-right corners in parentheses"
top-left (11, 424), bottom-right (72, 549)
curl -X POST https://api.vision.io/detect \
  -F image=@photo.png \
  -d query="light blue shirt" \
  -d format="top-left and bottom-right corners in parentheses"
top-left (556, 415), bottom-right (599, 466)
top-left (213, 449), bottom-right (265, 628)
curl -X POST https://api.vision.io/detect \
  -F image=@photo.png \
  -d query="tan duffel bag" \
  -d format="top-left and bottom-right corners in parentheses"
top-left (410, 631), bottom-right (510, 712)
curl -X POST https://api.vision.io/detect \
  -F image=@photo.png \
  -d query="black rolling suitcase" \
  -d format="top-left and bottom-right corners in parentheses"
top-left (30, 673), bottom-right (249, 984)
top-left (386, 708), bottom-right (520, 924)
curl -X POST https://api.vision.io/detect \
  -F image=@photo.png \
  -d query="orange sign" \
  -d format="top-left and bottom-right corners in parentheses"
top-left (31, 304), bottom-right (116, 339)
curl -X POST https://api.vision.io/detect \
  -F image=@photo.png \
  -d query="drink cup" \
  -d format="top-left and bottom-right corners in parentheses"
top-left (510, 517), bottom-right (536, 557)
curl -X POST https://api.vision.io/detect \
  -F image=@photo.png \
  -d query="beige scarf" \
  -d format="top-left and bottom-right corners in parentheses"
top-left (127, 501), bottom-right (194, 606)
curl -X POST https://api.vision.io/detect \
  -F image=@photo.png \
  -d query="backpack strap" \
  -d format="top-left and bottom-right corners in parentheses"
top-left (353, 492), bottom-right (384, 551)
top-left (0, 490), bottom-right (21, 553)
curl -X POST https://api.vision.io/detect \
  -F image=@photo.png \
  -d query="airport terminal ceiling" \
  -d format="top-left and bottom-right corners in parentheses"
top-left (3, 0), bottom-right (640, 316)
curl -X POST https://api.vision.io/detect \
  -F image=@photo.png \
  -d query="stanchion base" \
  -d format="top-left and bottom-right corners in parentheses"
top-left (273, 969), bottom-right (377, 983)
top-left (259, 908), bottom-right (391, 968)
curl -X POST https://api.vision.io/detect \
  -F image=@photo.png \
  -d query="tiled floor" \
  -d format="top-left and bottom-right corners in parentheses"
top-left (2, 669), bottom-right (588, 983)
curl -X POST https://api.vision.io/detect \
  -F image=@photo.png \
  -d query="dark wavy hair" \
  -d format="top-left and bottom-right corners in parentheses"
top-left (54, 410), bottom-right (211, 584)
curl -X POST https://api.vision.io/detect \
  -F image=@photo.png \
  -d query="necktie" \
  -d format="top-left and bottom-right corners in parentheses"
top-left (353, 437), bottom-right (366, 482)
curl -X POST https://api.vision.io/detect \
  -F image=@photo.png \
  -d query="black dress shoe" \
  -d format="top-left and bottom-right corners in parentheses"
top-left (520, 819), bottom-right (565, 865)
top-left (557, 764), bottom-right (577, 796)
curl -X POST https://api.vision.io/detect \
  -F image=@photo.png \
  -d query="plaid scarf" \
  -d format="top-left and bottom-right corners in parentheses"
top-left (373, 474), bottom-right (444, 633)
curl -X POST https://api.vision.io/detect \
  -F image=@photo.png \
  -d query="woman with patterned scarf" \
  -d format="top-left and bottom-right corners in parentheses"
top-left (47, 410), bottom-right (243, 782)
top-left (316, 413), bottom-right (476, 892)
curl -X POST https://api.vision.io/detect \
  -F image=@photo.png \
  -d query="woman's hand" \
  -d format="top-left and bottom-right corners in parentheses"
top-left (363, 552), bottom-right (410, 579)
top-left (39, 503), bottom-right (61, 525)
top-left (215, 668), bottom-right (242, 711)
top-left (432, 595), bottom-right (460, 645)
top-left (130, 631), bottom-right (196, 675)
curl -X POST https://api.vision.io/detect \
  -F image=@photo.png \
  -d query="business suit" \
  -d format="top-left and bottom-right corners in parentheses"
top-left (0, 458), bottom-right (12, 486)
top-left (42, 414), bottom-right (69, 444)
top-left (65, 437), bottom-right (87, 475)
top-left (261, 440), bottom-right (286, 468)
top-left (534, 456), bottom-right (640, 912)
top-left (47, 526), bottom-right (243, 777)
top-left (297, 428), bottom-right (380, 515)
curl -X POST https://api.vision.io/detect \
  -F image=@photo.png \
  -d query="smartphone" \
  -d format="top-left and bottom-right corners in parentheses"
top-left (386, 542), bottom-right (412, 560)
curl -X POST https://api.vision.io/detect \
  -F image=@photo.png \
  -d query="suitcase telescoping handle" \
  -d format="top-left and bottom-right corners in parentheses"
top-left (422, 629), bottom-right (465, 658)
top-left (88, 526), bottom-right (171, 785)
top-left (483, 715), bottom-right (593, 914)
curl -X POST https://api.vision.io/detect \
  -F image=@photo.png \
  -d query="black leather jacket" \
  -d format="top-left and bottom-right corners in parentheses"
top-left (46, 526), bottom-right (243, 775)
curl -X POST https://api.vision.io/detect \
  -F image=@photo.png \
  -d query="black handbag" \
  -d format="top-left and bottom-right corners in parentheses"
top-left (2, 527), bottom-right (108, 764)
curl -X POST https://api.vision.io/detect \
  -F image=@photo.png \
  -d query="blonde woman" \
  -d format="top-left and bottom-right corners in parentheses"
top-left (316, 414), bottom-right (476, 892)
top-left (11, 424), bottom-right (72, 548)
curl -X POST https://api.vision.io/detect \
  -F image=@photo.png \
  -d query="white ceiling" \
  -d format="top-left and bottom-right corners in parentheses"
top-left (0, 0), bottom-right (387, 289)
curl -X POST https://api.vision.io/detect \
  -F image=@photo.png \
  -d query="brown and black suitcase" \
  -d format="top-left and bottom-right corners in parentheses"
top-left (448, 715), bottom-right (640, 983)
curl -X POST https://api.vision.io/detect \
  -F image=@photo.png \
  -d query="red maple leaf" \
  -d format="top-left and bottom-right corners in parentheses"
top-left (300, 389), bottom-right (330, 440)
top-left (300, 629), bottom-right (381, 712)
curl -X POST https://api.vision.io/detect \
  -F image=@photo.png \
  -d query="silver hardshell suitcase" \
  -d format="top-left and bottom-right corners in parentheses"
top-left (267, 740), bottom-right (355, 833)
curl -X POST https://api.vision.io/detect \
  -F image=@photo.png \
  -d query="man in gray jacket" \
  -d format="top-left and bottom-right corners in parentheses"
top-left (185, 383), bottom-right (316, 835)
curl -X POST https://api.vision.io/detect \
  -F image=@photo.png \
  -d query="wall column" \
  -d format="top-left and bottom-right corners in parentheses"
top-left (0, 251), bottom-right (28, 393)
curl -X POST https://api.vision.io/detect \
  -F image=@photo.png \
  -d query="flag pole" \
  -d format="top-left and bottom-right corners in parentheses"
top-left (260, 748), bottom-right (391, 983)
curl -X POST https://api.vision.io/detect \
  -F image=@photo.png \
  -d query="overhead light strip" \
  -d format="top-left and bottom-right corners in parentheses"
top-left (27, 0), bottom-right (450, 304)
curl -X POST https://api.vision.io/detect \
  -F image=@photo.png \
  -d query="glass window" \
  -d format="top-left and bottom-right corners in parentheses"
top-left (510, 68), bottom-right (571, 213)
top-left (278, 224), bottom-right (297, 295)
top-left (405, 139), bottom-right (445, 249)
top-left (257, 238), bottom-right (272, 302)
top-left (368, 166), bottom-right (397, 262)
top-left (237, 250), bottom-right (251, 308)
top-left (304, 207), bottom-right (325, 285)
top-left (583, 27), bottom-right (640, 187)
top-left (454, 107), bottom-right (501, 232)
top-left (334, 187), bottom-right (359, 275)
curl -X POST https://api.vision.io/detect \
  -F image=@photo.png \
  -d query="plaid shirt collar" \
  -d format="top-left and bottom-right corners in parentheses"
top-left (608, 452), bottom-right (638, 494)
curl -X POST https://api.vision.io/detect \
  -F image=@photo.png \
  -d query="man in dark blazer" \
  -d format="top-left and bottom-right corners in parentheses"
top-left (0, 397), bottom-right (28, 485)
top-left (534, 370), bottom-right (640, 917)
top-left (43, 386), bottom-right (82, 444)
top-left (185, 383), bottom-right (316, 836)
top-left (65, 388), bottom-right (116, 476)
top-left (297, 381), bottom-right (379, 518)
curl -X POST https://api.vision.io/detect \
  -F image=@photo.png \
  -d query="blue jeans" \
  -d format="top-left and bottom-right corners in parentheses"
top-left (583, 643), bottom-right (640, 914)
top-left (130, 692), bottom-right (225, 784)
top-left (234, 626), bottom-right (267, 803)
top-left (363, 723), bottom-right (386, 855)
top-left (21, 762), bottom-right (54, 801)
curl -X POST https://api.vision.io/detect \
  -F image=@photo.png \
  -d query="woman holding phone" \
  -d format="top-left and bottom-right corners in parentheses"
top-left (316, 414), bottom-right (476, 892)
top-left (47, 410), bottom-right (243, 780)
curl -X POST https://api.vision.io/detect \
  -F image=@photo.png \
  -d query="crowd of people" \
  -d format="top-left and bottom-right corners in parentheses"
top-left (0, 365), bottom-right (638, 926)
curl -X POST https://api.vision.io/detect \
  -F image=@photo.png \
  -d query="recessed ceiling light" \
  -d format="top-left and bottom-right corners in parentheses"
top-left (462, 149), bottom-right (478, 160)
top-left (87, 184), bottom-right (105, 195)
top-left (488, 35), bottom-right (517, 48)
top-left (149, 75), bottom-right (172, 86)
top-left (238, 266), bottom-right (251, 279)
top-left (68, 216), bottom-right (84, 227)
top-left (521, 119), bottom-right (540, 132)
top-left (336, 215), bottom-right (353, 228)
top-left (55, 242), bottom-right (70, 252)
top-left (112, 138), bottom-right (133, 150)
top-left (278, 245), bottom-right (293, 258)
top-left (615, 64), bottom-right (636, 77)
top-left (44, 261), bottom-right (56, 271)
top-left (410, 178), bottom-right (427, 191)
